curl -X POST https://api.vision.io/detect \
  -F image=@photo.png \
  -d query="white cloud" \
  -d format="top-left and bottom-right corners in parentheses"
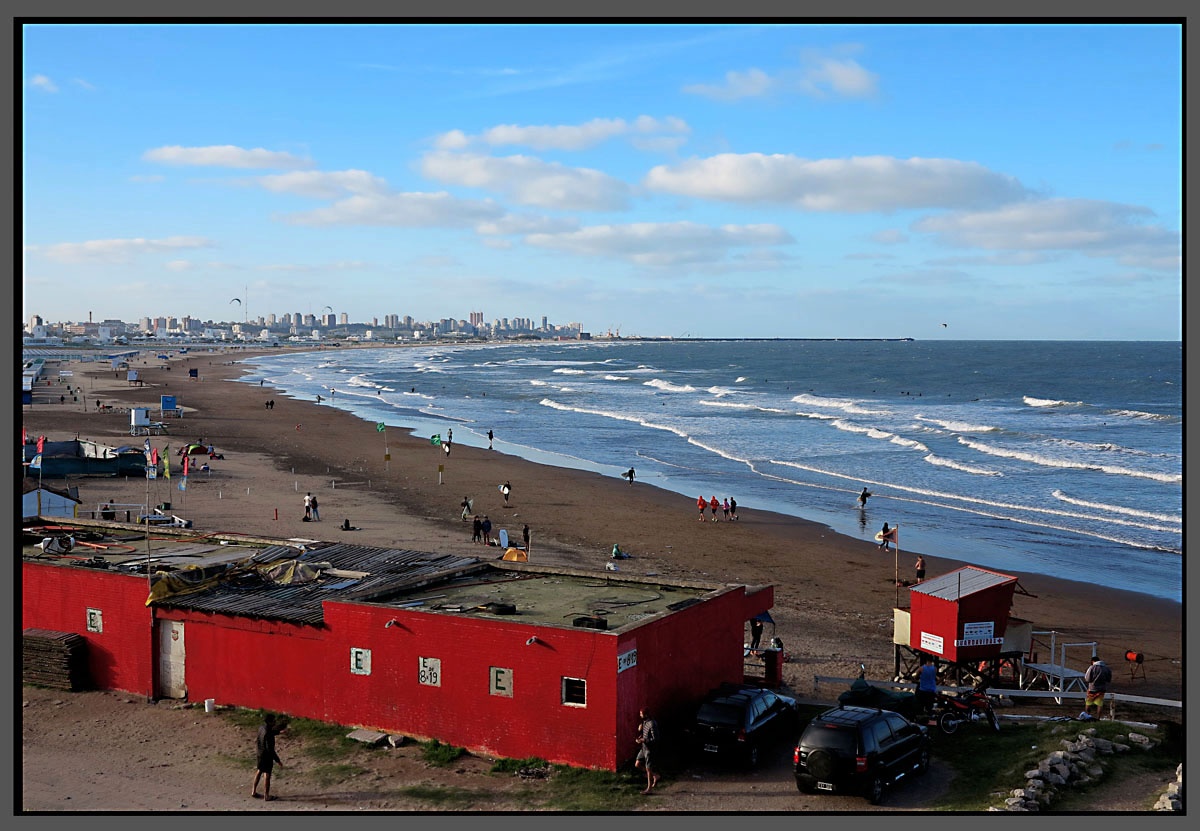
top-left (421, 151), bottom-right (630, 211)
top-left (165, 260), bottom-right (192, 271)
top-left (38, 236), bottom-right (215, 264)
top-left (476, 214), bottom-right (580, 236)
top-left (143, 145), bottom-right (314, 170)
top-left (72, 78), bottom-right (95, 90)
top-left (29, 74), bottom-right (58, 93)
top-left (129, 174), bottom-right (165, 183)
top-left (255, 170), bottom-right (388, 199)
top-left (434, 116), bottom-right (690, 152)
top-left (683, 68), bottom-right (772, 101)
top-left (913, 198), bottom-right (1181, 271)
top-left (284, 191), bottom-right (505, 228)
top-left (525, 221), bottom-right (793, 266)
top-left (682, 48), bottom-right (880, 102)
top-left (871, 229), bottom-right (907, 244)
top-left (645, 154), bottom-right (1028, 212)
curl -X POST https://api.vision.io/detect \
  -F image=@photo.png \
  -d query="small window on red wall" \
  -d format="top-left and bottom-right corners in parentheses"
top-left (562, 677), bottom-right (586, 707)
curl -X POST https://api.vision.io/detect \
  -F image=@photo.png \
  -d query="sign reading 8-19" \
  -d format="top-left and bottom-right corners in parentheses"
top-left (418, 656), bottom-right (442, 687)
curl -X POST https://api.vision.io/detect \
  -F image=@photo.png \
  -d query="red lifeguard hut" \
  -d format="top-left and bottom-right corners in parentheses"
top-left (892, 566), bottom-right (1032, 686)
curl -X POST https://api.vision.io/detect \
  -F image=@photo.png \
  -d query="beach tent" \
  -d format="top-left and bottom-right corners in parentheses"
top-left (501, 548), bottom-right (528, 562)
top-left (180, 443), bottom-right (209, 456)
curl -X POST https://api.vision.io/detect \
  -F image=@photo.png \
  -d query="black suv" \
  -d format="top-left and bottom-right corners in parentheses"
top-left (793, 705), bottom-right (930, 803)
top-left (688, 684), bottom-right (797, 767)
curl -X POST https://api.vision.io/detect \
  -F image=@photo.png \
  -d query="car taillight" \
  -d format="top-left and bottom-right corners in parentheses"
top-left (855, 755), bottom-right (868, 773)
top-left (737, 728), bottom-right (746, 742)
top-left (793, 747), bottom-right (801, 764)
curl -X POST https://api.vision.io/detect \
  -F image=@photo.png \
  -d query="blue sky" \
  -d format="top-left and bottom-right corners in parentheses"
top-left (21, 22), bottom-right (1182, 339)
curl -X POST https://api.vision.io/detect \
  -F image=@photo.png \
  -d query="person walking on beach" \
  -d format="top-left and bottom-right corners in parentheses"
top-left (447, 428), bottom-right (453, 446)
top-left (303, 492), bottom-right (313, 520)
top-left (915, 555), bottom-right (926, 583)
top-left (858, 487), bottom-right (871, 509)
top-left (309, 495), bottom-right (320, 522)
top-left (729, 497), bottom-right (738, 521)
top-left (461, 497), bottom-right (472, 522)
top-left (625, 467), bottom-right (636, 485)
top-left (722, 498), bottom-right (730, 521)
top-left (501, 481), bottom-right (511, 506)
top-left (488, 429), bottom-right (494, 450)
top-left (472, 515), bottom-right (483, 544)
top-left (634, 708), bottom-right (661, 795)
top-left (709, 496), bottom-right (721, 521)
top-left (522, 524), bottom-right (530, 552)
top-left (251, 713), bottom-right (285, 801)
top-left (697, 495), bottom-right (707, 521)
top-left (481, 516), bottom-right (493, 545)
top-left (1082, 655), bottom-right (1112, 721)
top-left (878, 522), bottom-right (893, 551)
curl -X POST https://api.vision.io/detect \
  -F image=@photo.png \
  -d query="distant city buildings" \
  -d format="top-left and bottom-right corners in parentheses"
top-left (23, 308), bottom-right (593, 346)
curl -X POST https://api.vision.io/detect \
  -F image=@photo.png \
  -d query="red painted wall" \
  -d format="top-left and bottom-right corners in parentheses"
top-left (22, 561), bottom-right (155, 697)
top-left (909, 579), bottom-right (1015, 663)
top-left (23, 560), bottom-right (769, 771)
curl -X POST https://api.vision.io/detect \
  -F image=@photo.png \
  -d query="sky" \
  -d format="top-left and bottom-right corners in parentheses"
top-left (20, 21), bottom-right (1183, 340)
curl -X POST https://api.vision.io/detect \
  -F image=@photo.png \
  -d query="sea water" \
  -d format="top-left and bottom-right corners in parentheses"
top-left (238, 340), bottom-right (1182, 603)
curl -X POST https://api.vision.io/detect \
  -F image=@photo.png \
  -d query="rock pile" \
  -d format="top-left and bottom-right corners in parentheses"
top-left (990, 726), bottom-right (1169, 812)
top-left (1152, 763), bottom-right (1183, 812)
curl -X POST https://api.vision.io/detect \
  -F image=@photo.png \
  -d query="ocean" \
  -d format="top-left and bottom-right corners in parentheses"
top-left (237, 340), bottom-right (1182, 603)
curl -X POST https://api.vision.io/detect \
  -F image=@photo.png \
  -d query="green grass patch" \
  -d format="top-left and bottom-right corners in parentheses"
top-left (490, 756), bottom-right (549, 774)
top-left (539, 764), bottom-right (644, 812)
top-left (421, 739), bottom-right (467, 767)
top-left (926, 717), bottom-right (1177, 811)
top-left (396, 785), bottom-right (501, 808)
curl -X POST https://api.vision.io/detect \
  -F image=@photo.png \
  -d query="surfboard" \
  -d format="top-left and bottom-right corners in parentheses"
top-left (875, 527), bottom-right (898, 542)
top-left (498, 484), bottom-right (510, 495)
top-left (499, 529), bottom-right (509, 548)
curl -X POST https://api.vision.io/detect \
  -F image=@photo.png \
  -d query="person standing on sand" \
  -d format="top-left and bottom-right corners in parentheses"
top-left (501, 481), bottom-right (511, 506)
top-left (722, 498), bottom-right (730, 521)
top-left (1082, 656), bottom-right (1112, 721)
top-left (472, 515), bottom-right (483, 544)
top-left (625, 467), bottom-right (636, 485)
top-left (488, 429), bottom-right (494, 449)
top-left (309, 495), bottom-right (320, 522)
top-left (697, 495), bottom-right (707, 521)
top-left (709, 496), bottom-right (720, 521)
top-left (251, 713), bottom-right (285, 801)
top-left (303, 492), bottom-right (313, 520)
top-left (523, 524), bottom-right (530, 552)
top-left (729, 497), bottom-right (738, 521)
top-left (481, 516), bottom-right (493, 545)
top-left (915, 555), bottom-right (926, 583)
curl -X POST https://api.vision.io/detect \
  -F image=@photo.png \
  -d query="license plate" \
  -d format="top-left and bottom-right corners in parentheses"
top-left (703, 744), bottom-right (719, 753)
top-left (816, 782), bottom-right (835, 791)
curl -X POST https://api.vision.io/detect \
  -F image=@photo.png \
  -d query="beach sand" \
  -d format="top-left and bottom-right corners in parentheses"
top-left (21, 347), bottom-right (1183, 708)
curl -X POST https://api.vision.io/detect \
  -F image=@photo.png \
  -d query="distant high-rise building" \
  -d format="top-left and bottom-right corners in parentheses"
top-left (339, 312), bottom-right (348, 325)
top-left (541, 316), bottom-right (548, 331)
top-left (469, 311), bottom-right (483, 326)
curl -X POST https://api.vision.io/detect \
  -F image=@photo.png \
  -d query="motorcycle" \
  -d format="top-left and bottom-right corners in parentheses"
top-left (932, 680), bottom-right (999, 734)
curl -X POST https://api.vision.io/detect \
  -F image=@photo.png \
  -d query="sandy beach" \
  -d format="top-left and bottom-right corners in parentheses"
top-left (20, 346), bottom-right (1184, 706)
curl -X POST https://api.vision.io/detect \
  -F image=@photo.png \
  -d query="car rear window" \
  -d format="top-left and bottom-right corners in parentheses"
top-left (803, 723), bottom-right (857, 753)
top-left (696, 702), bottom-right (744, 726)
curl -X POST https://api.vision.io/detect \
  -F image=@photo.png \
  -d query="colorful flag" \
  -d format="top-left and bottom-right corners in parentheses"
top-left (376, 422), bottom-right (386, 432)
top-left (164, 448), bottom-right (171, 480)
top-left (182, 455), bottom-right (190, 476)
top-left (151, 448), bottom-right (159, 467)
top-left (430, 434), bottom-right (442, 446)
top-left (37, 435), bottom-right (45, 454)
top-left (178, 477), bottom-right (187, 491)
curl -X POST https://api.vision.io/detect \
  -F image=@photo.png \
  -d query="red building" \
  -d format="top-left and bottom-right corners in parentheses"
top-left (22, 522), bottom-right (774, 770)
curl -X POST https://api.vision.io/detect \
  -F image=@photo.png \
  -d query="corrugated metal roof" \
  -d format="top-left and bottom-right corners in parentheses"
top-left (910, 566), bottom-right (1016, 602)
top-left (156, 542), bottom-right (483, 626)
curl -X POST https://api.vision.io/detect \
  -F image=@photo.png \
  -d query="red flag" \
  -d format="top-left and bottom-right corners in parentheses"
top-left (182, 455), bottom-right (189, 476)
top-left (151, 448), bottom-right (159, 466)
top-left (22, 427), bottom-right (27, 445)
top-left (37, 435), bottom-right (45, 454)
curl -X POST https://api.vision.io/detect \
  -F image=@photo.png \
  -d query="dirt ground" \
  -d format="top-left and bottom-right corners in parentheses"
top-left (20, 683), bottom-right (1172, 815)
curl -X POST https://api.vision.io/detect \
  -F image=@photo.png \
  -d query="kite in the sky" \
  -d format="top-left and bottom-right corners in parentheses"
top-left (231, 298), bottom-right (241, 305)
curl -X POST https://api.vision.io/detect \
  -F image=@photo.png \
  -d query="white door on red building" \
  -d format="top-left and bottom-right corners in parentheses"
top-left (157, 621), bottom-right (187, 699)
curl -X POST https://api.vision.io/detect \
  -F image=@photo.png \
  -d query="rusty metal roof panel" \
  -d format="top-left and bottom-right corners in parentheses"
top-left (911, 566), bottom-right (1016, 602)
top-left (156, 542), bottom-right (483, 626)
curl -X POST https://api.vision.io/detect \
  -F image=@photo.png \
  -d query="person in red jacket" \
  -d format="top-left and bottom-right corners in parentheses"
top-left (697, 495), bottom-right (707, 521)
top-left (709, 496), bottom-right (721, 521)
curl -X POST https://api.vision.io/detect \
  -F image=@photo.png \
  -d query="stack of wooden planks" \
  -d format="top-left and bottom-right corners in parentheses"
top-left (23, 629), bottom-right (89, 691)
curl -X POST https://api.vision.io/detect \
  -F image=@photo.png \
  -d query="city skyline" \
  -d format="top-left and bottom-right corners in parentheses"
top-left (22, 22), bottom-right (1182, 340)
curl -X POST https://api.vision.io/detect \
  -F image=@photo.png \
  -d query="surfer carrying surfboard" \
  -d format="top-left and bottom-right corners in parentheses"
top-left (876, 522), bottom-right (897, 551)
top-left (624, 467), bottom-right (636, 485)
top-left (500, 481), bottom-right (512, 506)
top-left (858, 487), bottom-right (872, 508)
